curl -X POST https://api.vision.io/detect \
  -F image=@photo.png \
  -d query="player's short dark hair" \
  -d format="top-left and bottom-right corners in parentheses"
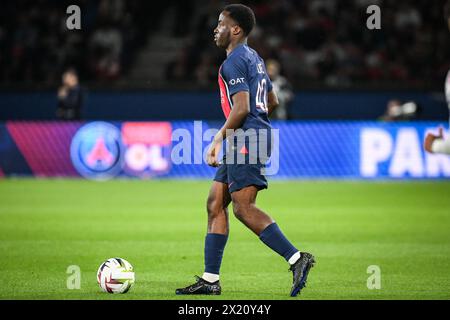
top-left (223, 4), bottom-right (256, 36)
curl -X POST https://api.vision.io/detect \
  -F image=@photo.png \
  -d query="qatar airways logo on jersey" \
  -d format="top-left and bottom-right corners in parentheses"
top-left (229, 78), bottom-right (245, 86)
top-left (170, 121), bottom-right (279, 175)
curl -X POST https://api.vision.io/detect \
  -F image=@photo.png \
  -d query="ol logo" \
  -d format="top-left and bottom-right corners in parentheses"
top-left (70, 122), bottom-right (124, 180)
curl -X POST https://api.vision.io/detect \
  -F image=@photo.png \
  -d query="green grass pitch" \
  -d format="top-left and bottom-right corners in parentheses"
top-left (0, 178), bottom-right (450, 300)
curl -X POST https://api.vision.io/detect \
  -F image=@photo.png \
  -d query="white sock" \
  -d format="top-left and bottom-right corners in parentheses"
top-left (288, 251), bottom-right (301, 265)
top-left (202, 272), bottom-right (219, 283)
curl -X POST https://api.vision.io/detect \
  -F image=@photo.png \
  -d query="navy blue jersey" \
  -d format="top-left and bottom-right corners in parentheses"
top-left (218, 44), bottom-right (273, 131)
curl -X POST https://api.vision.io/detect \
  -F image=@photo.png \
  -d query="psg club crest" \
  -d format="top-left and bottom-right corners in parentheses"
top-left (70, 122), bottom-right (124, 180)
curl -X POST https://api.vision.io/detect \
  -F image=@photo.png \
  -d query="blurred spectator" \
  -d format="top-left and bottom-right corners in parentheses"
top-left (56, 69), bottom-right (84, 120)
top-left (379, 99), bottom-right (421, 121)
top-left (266, 59), bottom-right (294, 120)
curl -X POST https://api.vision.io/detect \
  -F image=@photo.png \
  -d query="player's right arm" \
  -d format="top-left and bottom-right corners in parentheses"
top-left (267, 89), bottom-right (279, 117)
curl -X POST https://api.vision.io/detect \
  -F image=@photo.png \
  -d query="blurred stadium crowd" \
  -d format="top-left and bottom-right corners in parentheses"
top-left (0, 0), bottom-right (159, 85)
top-left (170, 0), bottom-right (450, 88)
top-left (0, 0), bottom-right (449, 89)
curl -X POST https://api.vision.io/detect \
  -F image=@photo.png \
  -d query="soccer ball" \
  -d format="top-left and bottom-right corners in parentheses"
top-left (97, 257), bottom-right (135, 293)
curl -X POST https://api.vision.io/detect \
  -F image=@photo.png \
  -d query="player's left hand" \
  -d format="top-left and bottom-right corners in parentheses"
top-left (424, 127), bottom-right (444, 153)
top-left (207, 135), bottom-right (223, 167)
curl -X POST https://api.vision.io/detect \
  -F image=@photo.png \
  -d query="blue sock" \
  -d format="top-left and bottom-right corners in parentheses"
top-left (204, 233), bottom-right (228, 275)
top-left (259, 223), bottom-right (298, 262)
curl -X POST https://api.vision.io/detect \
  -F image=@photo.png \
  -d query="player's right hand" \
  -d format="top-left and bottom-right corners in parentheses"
top-left (424, 127), bottom-right (444, 153)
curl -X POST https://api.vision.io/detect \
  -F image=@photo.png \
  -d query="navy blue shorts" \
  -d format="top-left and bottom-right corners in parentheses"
top-left (213, 132), bottom-right (271, 193)
top-left (213, 160), bottom-right (268, 193)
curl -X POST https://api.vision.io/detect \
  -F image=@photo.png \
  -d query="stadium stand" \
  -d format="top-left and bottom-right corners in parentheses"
top-left (0, 0), bottom-right (448, 90)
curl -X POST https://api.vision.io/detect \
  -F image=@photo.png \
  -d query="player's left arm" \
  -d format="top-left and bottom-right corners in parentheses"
top-left (207, 91), bottom-right (250, 167)
top-left (219, 91), bottom-right (251, 135)
top-left (207, 58), bottom-right (251, 167)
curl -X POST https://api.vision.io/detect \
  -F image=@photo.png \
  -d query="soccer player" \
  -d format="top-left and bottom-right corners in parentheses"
top-left (424, 2), bottom-right (450, 155)
top-left (176, 4), bottom-right (315, 297)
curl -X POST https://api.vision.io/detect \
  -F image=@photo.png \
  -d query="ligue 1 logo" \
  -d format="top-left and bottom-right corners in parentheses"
top-left (70, 122), bottom-right (124, 180)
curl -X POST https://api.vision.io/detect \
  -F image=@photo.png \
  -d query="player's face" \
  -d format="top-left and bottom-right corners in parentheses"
top-left (214, 12), bottom-right (233, 48)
